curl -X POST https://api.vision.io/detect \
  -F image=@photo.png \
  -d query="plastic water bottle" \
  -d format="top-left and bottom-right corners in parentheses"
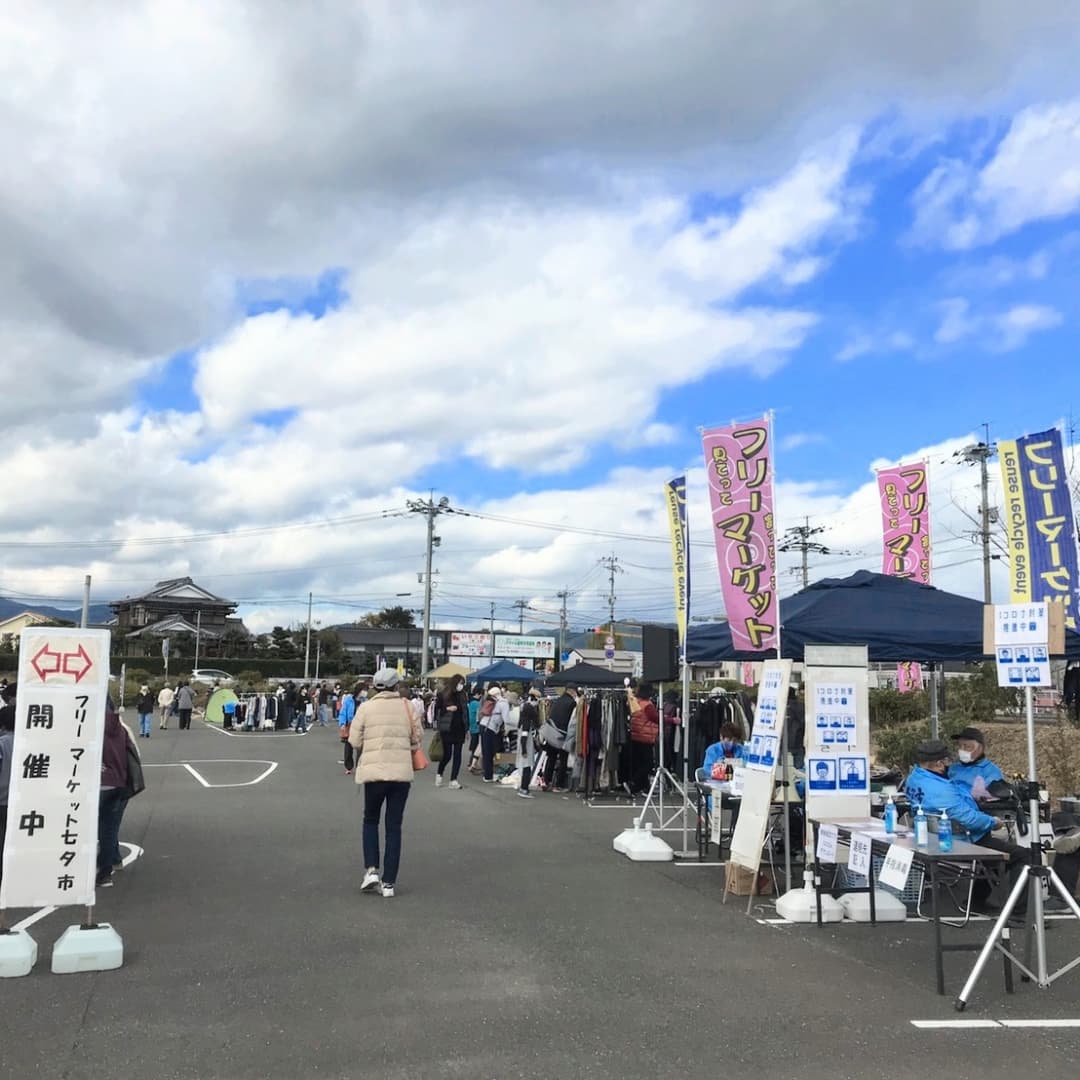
top-left (883, 794), bottom-right (897, 835)
top-left (914, 805), bottom-right (929, 846)
top-left (938, 811), bottom-right (953, 852)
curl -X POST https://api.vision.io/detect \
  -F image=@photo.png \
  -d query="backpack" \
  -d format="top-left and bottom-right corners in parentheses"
top-left (480, 698), bottom-right (495, 718)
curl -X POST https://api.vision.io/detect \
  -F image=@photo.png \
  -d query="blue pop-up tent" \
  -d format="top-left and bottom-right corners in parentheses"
top-left (465, 659), bottom-right (539, 684)
top-left (686, 570), bottom-right (1080, 663)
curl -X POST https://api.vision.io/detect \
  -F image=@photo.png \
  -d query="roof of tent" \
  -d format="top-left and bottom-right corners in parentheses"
top-left (465, 659), bottom-right (539, 684)
top-left (545, 661), bottom-right (627, 688)
top-left (425, 661), bottom-right (471, 680)
top-left (686, 570), bottom-right (1080, 664)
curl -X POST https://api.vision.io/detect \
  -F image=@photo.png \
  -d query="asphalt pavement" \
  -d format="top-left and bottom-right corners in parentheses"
top-left (2, 717), bottom-right (1080, 1079)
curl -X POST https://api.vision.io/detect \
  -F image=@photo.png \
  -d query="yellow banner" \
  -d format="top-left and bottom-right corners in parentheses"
top-left (998, 439), bottom-right (1031, 602)
top-left (665, 476), bottom-right (689, 651)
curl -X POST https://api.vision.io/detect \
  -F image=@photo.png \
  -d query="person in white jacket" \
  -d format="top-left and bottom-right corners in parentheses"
top-left (157, 684), bottom-right (175, 730)
top-left (479, 686), bottom-right (510, 783)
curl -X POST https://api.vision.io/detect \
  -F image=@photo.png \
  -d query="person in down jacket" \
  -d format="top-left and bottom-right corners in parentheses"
top-left (947, 726), bottom-right (1004, 800)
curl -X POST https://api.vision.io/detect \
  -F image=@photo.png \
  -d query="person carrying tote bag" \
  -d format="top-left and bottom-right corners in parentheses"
top-left (348, 668), bottom-right (424, 899)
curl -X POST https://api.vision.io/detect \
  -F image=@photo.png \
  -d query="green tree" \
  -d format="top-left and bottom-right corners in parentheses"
top-left (360, 606), bottom-right (416, 629)
top-left (221, 627), bottom-right (253, 659)
top-left (268, 626), bottom-right (300, 659)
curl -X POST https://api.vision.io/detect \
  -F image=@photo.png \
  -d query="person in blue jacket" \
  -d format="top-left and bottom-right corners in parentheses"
top-left (948, 726), bottom-right (1004, 799)
top-left (701, 722), bottom-right (745, 781)
top-left (905, 739), bottom-right (1077, 912)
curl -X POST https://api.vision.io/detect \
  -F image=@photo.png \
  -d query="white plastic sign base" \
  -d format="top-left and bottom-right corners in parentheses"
top-left (0, 930), bottom-right (38, 977)
top-left (51, 923), bottom-right (123, 974)
top-left (613, 820), bottom-right (674, 862)
top-left (840, 890), bottom-right (908, 922)
top-left (775, 883), bottom-right (844, 923)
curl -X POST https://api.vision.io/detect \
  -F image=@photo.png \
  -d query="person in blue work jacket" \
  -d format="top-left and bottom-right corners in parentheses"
top-left (948, 726), bottom-right (1004, 799)
top-left (906, 739), bottom-right (1078, 912)
top-left (701, 722), bottom-right (745, 780)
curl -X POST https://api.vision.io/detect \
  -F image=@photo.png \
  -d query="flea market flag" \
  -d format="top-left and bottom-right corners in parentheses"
top-left (998, 427), bottom-right (1079, 627)
top-left (664, 475), bottom-right (690, 657)
top-left (702, 418), bottom-right (778, 652)
top-left (876, 461), bottom-right (932, 691)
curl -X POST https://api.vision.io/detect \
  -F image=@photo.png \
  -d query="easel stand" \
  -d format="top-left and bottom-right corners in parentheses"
top-left (956, 685), bottom-right (1080, 1008)
top-left (635, 680), bottom-right (695, 855)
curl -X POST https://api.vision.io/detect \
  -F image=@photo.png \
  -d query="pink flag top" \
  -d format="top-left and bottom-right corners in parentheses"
top-left (741, 661), bottom-right (756, 687)
top-left (877, 462), bottom-right (932, 584)
top-left (703, 419), bottom-right (778, 653)
top-left (878, 461), bottom-right (932, 693)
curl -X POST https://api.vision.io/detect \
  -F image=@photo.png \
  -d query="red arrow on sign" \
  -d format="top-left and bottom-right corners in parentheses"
top-left (62, 645), bottom-right (93, 683)
top-left (31, 643), bottom-right (63, 681)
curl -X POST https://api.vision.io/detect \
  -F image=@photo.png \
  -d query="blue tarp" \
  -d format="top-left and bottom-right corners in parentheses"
top-left (465, 659), bottom-right (539, 684)
top-left (686, 570), bottom-right (1080, 663)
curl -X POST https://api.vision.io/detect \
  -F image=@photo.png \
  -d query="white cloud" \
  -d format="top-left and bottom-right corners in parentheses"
top-left (836, 329), bottom-right (916, 362)
top-left (993, 303), bottom-right (1063, 350)
top-left (912, 98), bottom-right (1080, 249)
top-left (779, 432), bottom-right (827, 451)
top-left (934, 297), bottom-right (978, 344)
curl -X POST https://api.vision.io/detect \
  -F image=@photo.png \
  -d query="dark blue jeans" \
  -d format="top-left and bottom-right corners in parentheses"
top-left (480, 728), bottom-right (500, 780)
top-left (97, 788), bottom-right (126, 880)
top-left (363, 781), bottom-right (410, 886)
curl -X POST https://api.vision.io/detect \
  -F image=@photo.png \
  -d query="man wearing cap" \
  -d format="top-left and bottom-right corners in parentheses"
top-left (906, 739), bottom-right (1079, 911)
top-left (948, 726), bottom-right (1004, 800)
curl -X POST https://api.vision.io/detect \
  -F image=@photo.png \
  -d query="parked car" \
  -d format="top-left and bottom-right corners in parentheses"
top-left (191, 668), bottom-right (235, 686)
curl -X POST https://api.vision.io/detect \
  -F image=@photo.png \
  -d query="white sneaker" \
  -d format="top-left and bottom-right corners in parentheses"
top-left (435, 774), bottom-right (444, 788)
top-left (381, 883), bottom-right (395, 898)
top-left (361, 869), bottom-right (381, 892)
top-left (449, 780), bottom-right (461, 790)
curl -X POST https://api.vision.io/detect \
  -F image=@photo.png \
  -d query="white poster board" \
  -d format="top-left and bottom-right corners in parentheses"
top-left (728, 659), bottom-right (793, 873)
top-left (993, 603), bottom-right (1051, 688)
top-left (804, 645), bottom-right (871, 827)
top-left (0, 627), bottom-right (111, 909)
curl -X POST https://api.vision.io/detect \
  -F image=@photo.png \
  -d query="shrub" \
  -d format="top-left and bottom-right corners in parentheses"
top-left (872, 713), bottom-right (968, 773)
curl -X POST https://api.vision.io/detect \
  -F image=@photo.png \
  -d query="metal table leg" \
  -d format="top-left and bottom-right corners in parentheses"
top-left (930, 861), bottom-right (945, 995)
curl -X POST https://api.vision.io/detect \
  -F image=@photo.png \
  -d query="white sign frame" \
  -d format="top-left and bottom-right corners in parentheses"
top-left (494, 634), bottom-right (556, 659)
top-left (1, 627), bottom-right (111, 910)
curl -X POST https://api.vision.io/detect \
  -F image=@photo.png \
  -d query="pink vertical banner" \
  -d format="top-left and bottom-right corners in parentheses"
top-left (877, 461), bottom-right (931, 692)
top-left (741, 661), bottom-right (756, 686)
top-left (703, 418), bottom-right (778, 653)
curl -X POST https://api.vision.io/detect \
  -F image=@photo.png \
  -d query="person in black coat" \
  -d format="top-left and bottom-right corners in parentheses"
top-left (435, 677), bottom-right (469, 789)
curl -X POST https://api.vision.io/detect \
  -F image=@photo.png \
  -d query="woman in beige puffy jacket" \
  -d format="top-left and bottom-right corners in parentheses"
top-left (349, 668), bottom-right (423, 898)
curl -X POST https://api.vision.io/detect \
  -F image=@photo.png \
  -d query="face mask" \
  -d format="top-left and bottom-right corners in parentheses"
top-left (720, 740), bottom-right (734, 751)
top-left (957, 749), bottom-right (974, 764)
top-left (457, 683), bottom-right (464, 692)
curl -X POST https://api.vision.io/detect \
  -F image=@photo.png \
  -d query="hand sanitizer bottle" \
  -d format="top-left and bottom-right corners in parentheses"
top-left (938, 811), bottom-right (953, 852)
top-left (884, 794), bottom-right (897, 835)
top-left (914, 805), bottom-right (929, 846)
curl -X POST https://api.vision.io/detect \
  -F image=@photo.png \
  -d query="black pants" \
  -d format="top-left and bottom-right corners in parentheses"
top-left (437, 738), bottom-right (464, 781)
top-left (363, 781), bottom-right (410, 886)
top-left (0, 805), bottom-right (6, 885)
top-left (480, 728), bottom-right (500, 781)
top-left (542, 746), bottom-right (569, 789)
top-left (178, 709), bottom-right (192, 730)
top-left (343, 739), bottom-right (355, 771)
top-left (631, 741), bottom-right (654, 794)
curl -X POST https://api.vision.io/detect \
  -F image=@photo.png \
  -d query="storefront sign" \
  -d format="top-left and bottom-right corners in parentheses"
top-left (702, 417), bottom-right (777, 652)
top-left (1, 628), bottom-right (111, 909)
top-left (998, 428), bottom-right (1079, 628)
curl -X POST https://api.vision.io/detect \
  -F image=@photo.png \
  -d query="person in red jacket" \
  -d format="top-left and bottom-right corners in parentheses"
top-left (628, 681), bottom-right (660, 794)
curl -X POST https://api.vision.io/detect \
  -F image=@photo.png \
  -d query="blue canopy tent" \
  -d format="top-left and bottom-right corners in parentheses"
top-left (686, 570), bottom-right (1080, 664)
top-left (465, 659), bottom-right (539, 684)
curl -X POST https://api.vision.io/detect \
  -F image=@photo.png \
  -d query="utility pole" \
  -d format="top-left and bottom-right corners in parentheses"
top-left (194, 609), bottom-right (202, 670)
top-left (599, 553), bottom-right (623, 640)
top-left (489, 601), bottom-right (496, 660)
top-left (512, 599), bottom-right (529, 633)
top-left (80, 574), bottom-right (91, 628)
top-left (556, 588), bottom-right (569, 668)
top-left (303, 591), bottom-right (312, 680)
top-left (778, 518), bottom-right (831, 589)
top-left (407, 494), bottom-right (453, 678)
top-left (957, 432), bottom-right (996, 604)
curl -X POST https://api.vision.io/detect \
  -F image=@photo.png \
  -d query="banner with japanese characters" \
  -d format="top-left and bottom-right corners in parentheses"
top-left (664, 475), bottom-right (690, 657)
top-left (702, 418), bottom-right (778, 653)
top-left (998, 428), bottom-right (1079, 628)
top-left (1, 628), bottom-right (111, 909)
top-left (877, 461), bottom-right (932, 692)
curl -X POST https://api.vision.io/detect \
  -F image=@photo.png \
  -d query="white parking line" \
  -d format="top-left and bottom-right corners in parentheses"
top-left (203, 720), bottom-right (310, 738)
top-left (143, 759), bottom-right (278, 788)
top-left (912, 1019), bottom-right (1080, 1029)
top-left (12, 842), bottom-right (144, 933)
top-left (998, 1019), bottom-right (1080, 1028)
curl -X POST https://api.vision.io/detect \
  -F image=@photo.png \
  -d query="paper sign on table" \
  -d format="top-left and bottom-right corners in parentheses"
top-left (878, 844), bottom-right (915, 891)
top-left (816, 823), bottom-right (838, 862)
top-left (848, 833), bottom-right (873, 878)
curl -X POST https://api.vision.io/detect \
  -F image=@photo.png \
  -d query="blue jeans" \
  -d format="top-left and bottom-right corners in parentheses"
top-left (480, 727), bottom-right (500, 780)
top-left (363, 781), bottom-right (410, 886)
top-left (318, 705), bottom-right (330, 726)
top-left (139, 712), bottom-right (152, 736)
top-left (97, 789), bottom-right (126, 880)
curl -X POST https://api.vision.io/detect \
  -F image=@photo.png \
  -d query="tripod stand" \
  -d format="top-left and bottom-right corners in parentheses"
top-left (955, 685), bottom-right (1080, 1009)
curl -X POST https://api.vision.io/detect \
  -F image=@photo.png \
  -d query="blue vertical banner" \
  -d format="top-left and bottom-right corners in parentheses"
top-left (664, 475), bottom-right (690, 658)
top-left (1000, 428), bottom-right (1079, 627)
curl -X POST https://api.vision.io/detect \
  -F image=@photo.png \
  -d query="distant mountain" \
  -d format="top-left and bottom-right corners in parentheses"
top-left (0, 598), bottom-right (113, 625)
